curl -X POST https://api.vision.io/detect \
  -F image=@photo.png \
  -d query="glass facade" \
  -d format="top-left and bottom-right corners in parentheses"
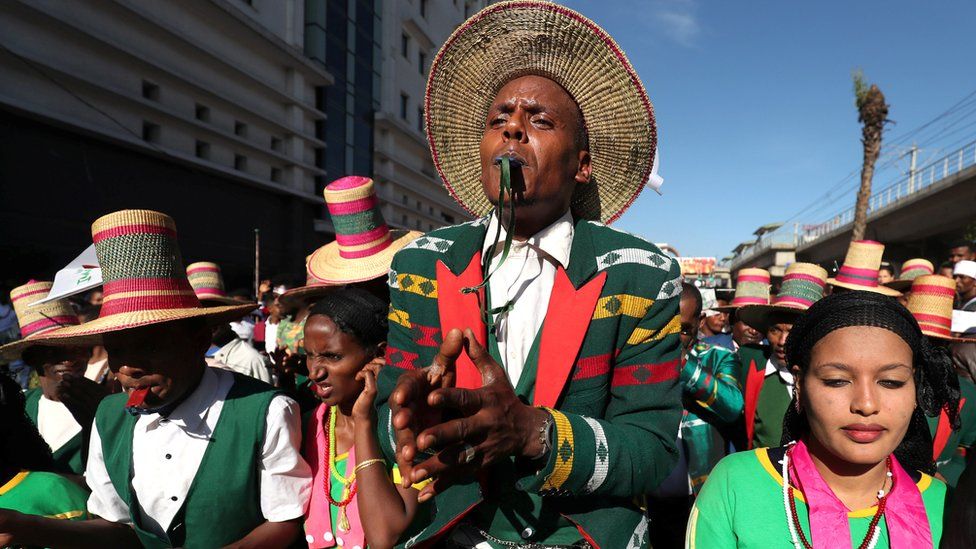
top-left (304, 0), bottom-right (381, 213)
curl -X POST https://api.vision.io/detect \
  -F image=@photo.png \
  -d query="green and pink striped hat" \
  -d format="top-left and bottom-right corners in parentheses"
top-left (885, 258), bottom-right (935, 292)
top-left (713, 268), bottom-right (771, 312)
top-left (739, 263), bottom-right (828, 331)
top-left (30, 210), bottom-right (254, 346)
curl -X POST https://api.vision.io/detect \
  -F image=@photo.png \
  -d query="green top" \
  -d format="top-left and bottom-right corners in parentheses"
top-left (96, 372), bottom-right (278, 548)
top-left (752, 372), bottom-right (792, 450)
top-left (0, 470), bottom-right (89, 520)
top-left (927, 375), bottom-right (976, 486)
top-left (687, 448), bottom-right (946, 548)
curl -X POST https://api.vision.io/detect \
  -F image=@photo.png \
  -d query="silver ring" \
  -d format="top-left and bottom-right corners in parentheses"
top-left (461, 444), bottom-right (476, 464)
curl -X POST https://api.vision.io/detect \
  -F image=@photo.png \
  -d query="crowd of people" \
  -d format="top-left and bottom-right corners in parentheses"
top-left (1, 2), bottom-right (976, 548)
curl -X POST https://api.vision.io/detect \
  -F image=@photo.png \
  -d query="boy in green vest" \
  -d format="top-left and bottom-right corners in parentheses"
top-left (0, 210), bottom-right (312, 548)
top-left (376, 3), bottom-right (682, 547)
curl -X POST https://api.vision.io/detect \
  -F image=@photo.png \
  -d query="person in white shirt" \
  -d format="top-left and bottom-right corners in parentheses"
top-left (0, 209), bottom-right (311, 548)
top-left (210, 322), bottom-right (272, 383)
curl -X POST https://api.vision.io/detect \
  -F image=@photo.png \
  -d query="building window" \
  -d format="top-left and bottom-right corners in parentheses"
top-left (195, 104), bottom-right (210, 122)
top-left (234, 154), bottom-right (247, 171)
top-left (420, 0), bottom-right (428, 18)
top-left (401, 33), bottom-right (409, 58)
top-left (400, 94), bottom-right (409, 120)
top-left (417, 107), bottom-right (424, 133)
top-left (442, 213), bottom-right (455, 223)
top-left (234, 121), bottom-right (248, 137)
top-left (416, 219), bottom-right (422, 229)
top-left (416, 200), bottom-right (421, 209)
top-left (401, 214), bottom-right (408, 225)
top-left (428, 206), bottom-right (434, 214)
top-left (141, 80), bottom-right (159, 101)
top-left (141, 121), bottom-right (160, 143)
top-left (270, 136), bottom-right (282, 151)
top-left (195, 140), bottom-right (210, 159)
top-left (402, 194), bottom-right (408, 205)
top-left (419, 52), bottom-right (426, 74)
top-left (270, 167), bottom-right (281, 182)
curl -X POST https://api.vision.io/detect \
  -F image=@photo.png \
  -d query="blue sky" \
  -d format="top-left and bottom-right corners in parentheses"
top-left (560, 0), bottom-right (976, 258)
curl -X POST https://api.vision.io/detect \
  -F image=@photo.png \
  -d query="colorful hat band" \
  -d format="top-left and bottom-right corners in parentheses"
top-left (907, 276), bottom-right (956, 338)
top-left (10, 281), bottom-right (80, 339)
top-left (325, 177), bottom-right (394, 260)
top-left (187, 265), bottom-right (228, 299)
top-left (835, 265), bottom-right (880, 287)
top-left (736, 274), bottom-right (771, 284)
top-left (731, 295), bottom-right (768, 307)
top-left (900, 263), bottom-right (934, 280)
top-left (93, 214), bottom-right (201, 317)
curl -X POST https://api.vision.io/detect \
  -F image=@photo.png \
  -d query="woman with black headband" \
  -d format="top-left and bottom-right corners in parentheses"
top-left (687, 291), bottom-right (959, 548)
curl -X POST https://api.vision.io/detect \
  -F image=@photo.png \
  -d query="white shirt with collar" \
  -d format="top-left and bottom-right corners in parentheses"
top-left (86, 367), bottom-right (311, 539)
top-left (764, 357), bottom-right (795, 395)
top-left (482, 210), bottom-right (574, 386)
top-left (213, 338), bottom-right (272, 384)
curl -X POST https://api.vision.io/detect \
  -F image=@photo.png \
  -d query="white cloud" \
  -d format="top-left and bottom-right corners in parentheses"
top-left (652, 0), bottom-right (701, 47)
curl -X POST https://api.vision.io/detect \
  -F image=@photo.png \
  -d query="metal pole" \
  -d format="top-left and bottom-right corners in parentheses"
top-left (908, 143), bottom-right (917, 193)
top-left (254, 228), bottom-right (260, 299)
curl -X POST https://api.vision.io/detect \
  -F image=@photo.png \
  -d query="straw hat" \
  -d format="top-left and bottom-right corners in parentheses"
top-left (906, 275), bottom-right (962, 341)
top-left (186, 262), bottom-right (240, 306)
top-left (738, 263), bottom-right (828, 332)
top-left (713, 268), bottom-right (771, 313)
top-left (425, 0), bottom-right (657, 224)
top-left (31, 210), bottom-right (254, 346)
top-left (884, 258), bottom-right (934, 292)
top-left (279, 176), bottom-right (421, 307)
top-left (0, 281), bottom-right (81, 359)
top-left (827, 240), bottom-right (901, 297)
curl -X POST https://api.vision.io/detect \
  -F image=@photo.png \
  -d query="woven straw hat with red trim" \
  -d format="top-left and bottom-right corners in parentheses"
top-left (906, 275), bottom-right (962, 341)
top-left (0, 281), bottom-right (81, 358)
top-left (713, 268), bottom-right (771, 313)
top-left (738, 263), bottom-right (828, 332)
top-left (186, 262), bottom-right (240, 306)
top-left (827, 240), bottom-right (901, 297)
top-left (279, 177), bottom-right (421, 307)
top-left (33, 210), bottom-right (254, 346)
top-left (425, 0), bottom-right (657, 224)
top-left (884, 258), bottom-right (935, 292)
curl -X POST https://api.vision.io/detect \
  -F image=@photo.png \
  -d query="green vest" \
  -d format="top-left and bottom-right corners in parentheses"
top-left (25, 389), bottom-right (85, 475)
top-left (95, 372), bottom-right (278, 548)
top-left (752, 373), bottom-right (792, 449)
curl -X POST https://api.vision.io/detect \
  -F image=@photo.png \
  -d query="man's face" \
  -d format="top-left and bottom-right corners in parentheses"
top-left (732, 313), bottom-right (761, 347)
top-left (956, 274), bottom-right (976, 296)
top-left (766, 322), bottom-right (793, 364)
top-left (679, 295), bottom-right (700, 351)
top-left (703, 302), bottom-right (728, 335)
top-left (950, 246), bottom-right (974, 264)
top-left (479, 75), bottom-right (591, 228)
top-left (22, 345), bottom-right (91, 401)
top-left (104, 320), bottom-right (211, 409)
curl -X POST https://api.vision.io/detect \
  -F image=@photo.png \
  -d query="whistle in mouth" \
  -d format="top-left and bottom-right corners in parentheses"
top-left (493, 156), bottom-right (523, 168)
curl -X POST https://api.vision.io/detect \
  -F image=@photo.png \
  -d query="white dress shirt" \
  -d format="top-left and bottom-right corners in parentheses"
top-left (764, 357), bottom-right (795, 395)
top-left (482, 210), bottom-right (574, 386)
top-left (86, 367), bottom-right (311, 539)
top-left (213, 338), bottom-right (272, 384)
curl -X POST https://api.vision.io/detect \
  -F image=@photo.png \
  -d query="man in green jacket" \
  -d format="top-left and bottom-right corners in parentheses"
top-left (376, 3), bottom-right (682, 547)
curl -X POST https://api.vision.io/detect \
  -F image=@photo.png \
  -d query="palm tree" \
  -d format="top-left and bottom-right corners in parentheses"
top-left (851, 71), bottom-right (889, 241)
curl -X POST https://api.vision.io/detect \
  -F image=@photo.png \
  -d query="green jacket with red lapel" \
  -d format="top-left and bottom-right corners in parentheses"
top-left (375, 215), bottom-right (683, 548)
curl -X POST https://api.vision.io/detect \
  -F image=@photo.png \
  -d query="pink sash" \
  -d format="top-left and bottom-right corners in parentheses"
top-left (790, 439), bottom-right (933, 548)
top-left (303, 403), bottom-right (366, 549)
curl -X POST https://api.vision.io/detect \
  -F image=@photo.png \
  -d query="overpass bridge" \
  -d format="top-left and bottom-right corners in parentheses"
top-left (728, 139), bottom-right (976, 276)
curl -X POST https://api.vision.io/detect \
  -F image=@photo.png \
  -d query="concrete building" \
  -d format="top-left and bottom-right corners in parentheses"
top-left (0, 0), bottom-right (332, 287)
top-left (372, 0), bottom-right (491, 232)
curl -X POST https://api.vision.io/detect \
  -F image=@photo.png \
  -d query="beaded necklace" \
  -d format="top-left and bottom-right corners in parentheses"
top-left (781, 444), bottom-right (892, 549)
top-left (322, 405), bottom-right (357, 532)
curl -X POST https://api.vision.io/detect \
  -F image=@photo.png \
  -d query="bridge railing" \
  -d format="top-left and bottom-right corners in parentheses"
top-left (799, 139), bottom-right (976, 246)
top-left (729, 139), bottom-right (976, 270)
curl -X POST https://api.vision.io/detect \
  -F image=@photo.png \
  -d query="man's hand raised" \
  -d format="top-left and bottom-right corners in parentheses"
top-left (408, 328), bottom-right (550, 502)
top-left (389, 329), bottom-right (462, 487)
